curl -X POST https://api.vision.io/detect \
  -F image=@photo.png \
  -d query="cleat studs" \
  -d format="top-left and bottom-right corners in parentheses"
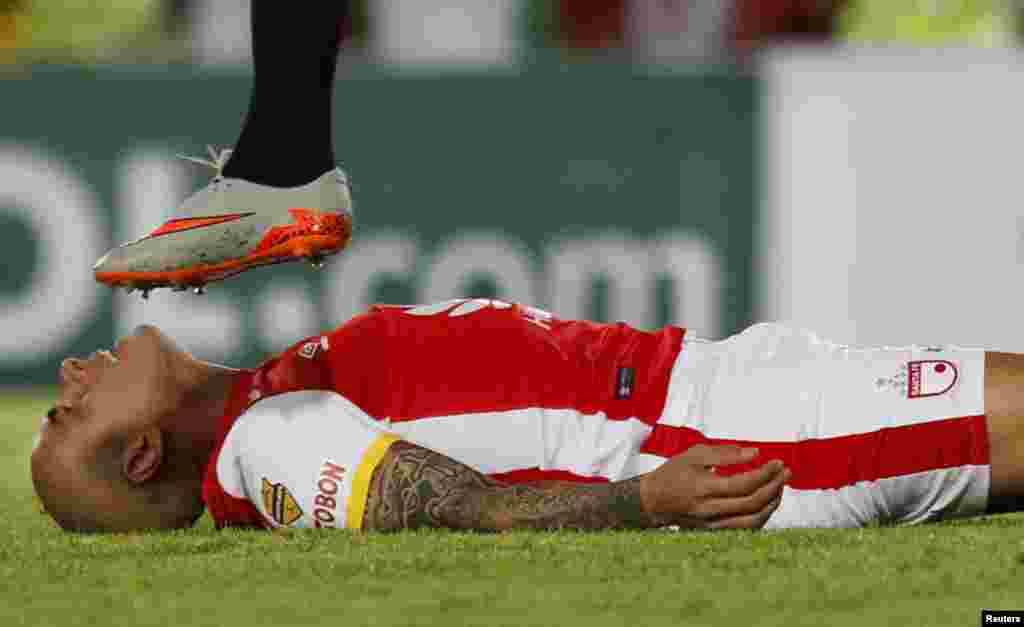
top-left (125, 287), bottom-right (136, 295)
top-left (308, 255), bottom-right (325, 270)
top-left (193, 286), bottom-right (206, 295)
top-left (140, 289), bottom-right (151, 300)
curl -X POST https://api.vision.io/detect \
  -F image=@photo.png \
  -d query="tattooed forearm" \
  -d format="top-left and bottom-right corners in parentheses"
top-left (363, 441), bottom-right (656, 532)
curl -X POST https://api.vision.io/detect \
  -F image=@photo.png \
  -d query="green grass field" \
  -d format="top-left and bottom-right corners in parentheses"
top-left (2, 388), bottom-right (1021, 626)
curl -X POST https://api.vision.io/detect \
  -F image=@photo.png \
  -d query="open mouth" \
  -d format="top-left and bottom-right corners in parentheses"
top-left (89, 349), bottom-right (119, 364)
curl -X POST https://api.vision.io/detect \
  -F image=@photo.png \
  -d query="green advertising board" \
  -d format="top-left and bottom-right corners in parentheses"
top-left (0, 64), bottom-right (755, 385)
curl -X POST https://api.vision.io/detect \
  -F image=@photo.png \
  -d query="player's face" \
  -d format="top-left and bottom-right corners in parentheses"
top-left (31, 325), bottom-right (181, 481)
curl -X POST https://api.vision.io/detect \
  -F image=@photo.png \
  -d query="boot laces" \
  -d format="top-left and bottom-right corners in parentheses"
top-left (177, 145), bottom-right (233, 182)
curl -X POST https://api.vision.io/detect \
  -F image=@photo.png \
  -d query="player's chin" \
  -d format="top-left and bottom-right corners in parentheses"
top-left (126, 325), bottom-right (180, 357)
top-left (130, 324), bottom-right (165, 342)
top-left (111, 326), bottom-right (180, 378)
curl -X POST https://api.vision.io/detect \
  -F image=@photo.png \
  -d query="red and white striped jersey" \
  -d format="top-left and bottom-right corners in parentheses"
top-left (202, 299), bottom-right (686, 529)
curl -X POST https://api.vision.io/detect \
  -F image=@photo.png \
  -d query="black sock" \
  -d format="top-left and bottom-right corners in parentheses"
top-left (221, 1), bottom-right (350, 187)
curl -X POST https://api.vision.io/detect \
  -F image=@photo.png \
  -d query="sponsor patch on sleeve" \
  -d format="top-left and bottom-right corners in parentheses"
top-left (261, 478), bottom-right (303, 526)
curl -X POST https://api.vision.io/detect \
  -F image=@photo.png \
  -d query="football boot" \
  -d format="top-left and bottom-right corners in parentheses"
top-left (93, 146), bottom-right (353, 298)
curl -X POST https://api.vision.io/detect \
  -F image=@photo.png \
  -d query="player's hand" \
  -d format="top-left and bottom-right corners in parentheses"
top-left (639, 444), bottom-right (790, 530)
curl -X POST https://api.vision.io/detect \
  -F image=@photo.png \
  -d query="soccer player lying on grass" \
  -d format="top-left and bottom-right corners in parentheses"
top-left (31, 298), bottom-right (1024, 533)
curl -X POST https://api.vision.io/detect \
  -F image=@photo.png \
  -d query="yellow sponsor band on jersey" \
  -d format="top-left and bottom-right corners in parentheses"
top-left (347, 433), bottom-right (400, 530)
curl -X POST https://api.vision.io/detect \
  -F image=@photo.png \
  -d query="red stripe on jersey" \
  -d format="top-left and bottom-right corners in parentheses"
top-left (489, 467), bottom-right (611, 484)
top-left (639, 414), bottom-right (990, 490)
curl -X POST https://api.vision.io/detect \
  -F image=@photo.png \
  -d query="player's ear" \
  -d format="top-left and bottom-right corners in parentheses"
top-left (122, 426), bottom-right (163, 484)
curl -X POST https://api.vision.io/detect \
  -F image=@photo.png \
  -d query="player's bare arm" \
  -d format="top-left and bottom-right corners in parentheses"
top-left (364, 441), bottom-right (790, 532)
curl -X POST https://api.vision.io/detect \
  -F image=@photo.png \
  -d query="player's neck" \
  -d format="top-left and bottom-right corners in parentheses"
top-left (163, 359), bottom-right (239, 467)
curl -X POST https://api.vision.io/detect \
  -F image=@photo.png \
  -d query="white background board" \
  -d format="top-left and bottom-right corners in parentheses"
top-left (760, 47), bottom-right (1024, 351)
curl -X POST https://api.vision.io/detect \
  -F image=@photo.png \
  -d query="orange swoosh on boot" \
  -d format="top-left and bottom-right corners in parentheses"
top-left (148, 213), bottom-right (255, 238)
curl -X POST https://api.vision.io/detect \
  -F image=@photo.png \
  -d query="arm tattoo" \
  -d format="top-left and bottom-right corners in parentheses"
top-left (363, 441), bottom-right (655, 532)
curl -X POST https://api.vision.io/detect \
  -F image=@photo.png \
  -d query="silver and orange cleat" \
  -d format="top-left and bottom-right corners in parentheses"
top-left (93, 146), bottom-right (353, 296)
